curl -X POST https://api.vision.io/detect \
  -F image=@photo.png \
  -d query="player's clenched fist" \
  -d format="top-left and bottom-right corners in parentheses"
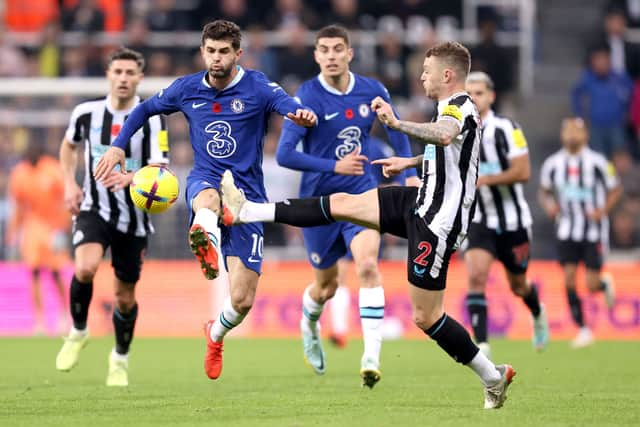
top-left (371, 96), bottom-right (399, 129)
top-left (287, 109), bottom-right (317, 127)
top-left (94, 146), bottom-right (126, 181)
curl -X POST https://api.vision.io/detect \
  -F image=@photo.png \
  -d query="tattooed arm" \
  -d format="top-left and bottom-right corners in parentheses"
top-left (370, 96), bottom-right (460, 146)
top-left (395, 120), bottom-right (460, 147)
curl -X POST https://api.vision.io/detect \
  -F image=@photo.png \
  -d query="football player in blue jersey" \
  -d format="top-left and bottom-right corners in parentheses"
top-left (275, 25), bottom-right (419, 388)
top-left (94, 20), bottom-right (317, 380)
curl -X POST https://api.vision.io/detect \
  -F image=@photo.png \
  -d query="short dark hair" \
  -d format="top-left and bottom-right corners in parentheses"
top-left (201, 20), bottom-right (242, 50)
top-left (425, 41), bottom-right (471, 78)
top-left (315, 25), bottom-right (350, 46)
top-left (108, 47), bottom-right (145, 70)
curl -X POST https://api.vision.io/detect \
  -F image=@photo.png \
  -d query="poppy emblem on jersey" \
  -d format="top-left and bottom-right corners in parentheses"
top-left (345, 108), bottom-right (354, 120)
top-left (359, 104), bottom-right (369, 118)
top-left (212, 102), bottom-right (222, 113)
top-left (230, 98), bottom-right (244, 113)
top-left (111, 124), bottom-right (121, 136)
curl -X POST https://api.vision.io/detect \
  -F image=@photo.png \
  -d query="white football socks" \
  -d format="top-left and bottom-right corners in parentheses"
top-left (301, 285), bottom-right (324, 337)
top-left (359, 286), bottom-right (385, 363)
top-left (193, 208), bottom-right (221, 247)
top-left (239, 201), bottom-right (275, 223)
top-left (329, 285), bottom-right (351, 336)
top-left (468, 349), bottom-right (501, 386)
top-left (209, 297), bottom-right (246, 342)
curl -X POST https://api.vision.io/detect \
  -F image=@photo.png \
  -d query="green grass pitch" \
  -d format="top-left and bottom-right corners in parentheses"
top-left (1, 338), bottom-right (639, 426)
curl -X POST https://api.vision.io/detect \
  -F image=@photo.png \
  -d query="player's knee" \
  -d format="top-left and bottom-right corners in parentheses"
top-left (315, 278), bottom-right (339, 303)
top-left (412, 307), bottom-right (444, 331)
top-left (114, 287), bottom-right (136, 312)
top-left (194, 189), bottom-right (221, 215)
top-left (230, 291), bottom-right (254, 315)
top-left (563, 270), bottom-right (577, 287)
top-left (355, 257), bottom-right (380, 285)
top-left (468, 271), bottom-right (488, 292)
top-left (509, 277), bottom-right (528, 297)
top-left (75, 261), bottom-right (99, 283)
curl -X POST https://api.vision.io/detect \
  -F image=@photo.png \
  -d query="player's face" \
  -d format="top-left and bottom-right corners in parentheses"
top-left (314, 37), bottom-right (353, 78)
top-left (420, 56), bottom-right (442, 100)
top-left (466, 81), bottom-right (495, 115)
top-left (561, 119), bottom-right (588, 151)
top-left (106, 59), bottom-right (143, 101)
top-left (201, 39), bottom-right (242, 79)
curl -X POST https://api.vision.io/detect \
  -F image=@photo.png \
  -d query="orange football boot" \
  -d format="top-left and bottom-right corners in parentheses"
top-left (203, 320), bottom-right (224, 379)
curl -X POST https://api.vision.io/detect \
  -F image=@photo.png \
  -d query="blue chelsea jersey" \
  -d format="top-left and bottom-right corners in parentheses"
top-left (139, 67), bottom-right (301, 202)
top-left (277, 72), bottom-right (414, 198)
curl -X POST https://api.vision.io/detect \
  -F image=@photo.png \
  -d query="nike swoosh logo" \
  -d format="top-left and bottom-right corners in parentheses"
top-left (192, 102), bottom-right (207, 109)
top-left (324, 112), bottom-right (339, 120)
top-left (248, 257), bottom-right (261, 263)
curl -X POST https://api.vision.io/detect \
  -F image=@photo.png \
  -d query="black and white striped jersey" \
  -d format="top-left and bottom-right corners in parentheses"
top-left (64, 95), bottom-right (169, 237)
top-left (540, 146), bottom-right (618, 243)
top-left (473, 110), bottom-right (533, 231)
top-left (416, 92), bottom-right (481, 250)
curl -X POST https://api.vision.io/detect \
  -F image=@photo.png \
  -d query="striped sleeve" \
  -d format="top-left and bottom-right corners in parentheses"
top-left (64, 103), bottom-right (88, 144)
top-left (503, 120), bottom-right (529, 159)
top-left (539, 156), bottom-right (555, 190)
top-left (437, 96), bottom-right (470, 131)
top-left (596, 155), bottom-right (618, 190)
top-left (146, 114), bottom-right (169, 164)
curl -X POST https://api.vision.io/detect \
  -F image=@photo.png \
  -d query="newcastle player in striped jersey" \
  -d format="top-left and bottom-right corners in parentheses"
top-left (56, 47), bottom-right (168, 386)
top-left (539, 118), bottom-right (620, 348)
top-left (463, 72), bottom-right (548, 357)
top-left (220, 42), bottom-right (516, 409)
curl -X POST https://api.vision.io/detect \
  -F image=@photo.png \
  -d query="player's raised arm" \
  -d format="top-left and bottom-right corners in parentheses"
top-left (374, 83), bottom-right (419, 183)
top-left (94, 79), bottom-right (181, 181)
top-left (258, 73), bottom-right (317, 127)
top-left (371, 96), bottom-right (460, 147)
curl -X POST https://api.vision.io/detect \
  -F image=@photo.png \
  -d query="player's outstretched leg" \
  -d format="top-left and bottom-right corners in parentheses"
top-left (301, 285), bottom-right (326, 375)
top-left (220, 170), bottom-right (336, 228)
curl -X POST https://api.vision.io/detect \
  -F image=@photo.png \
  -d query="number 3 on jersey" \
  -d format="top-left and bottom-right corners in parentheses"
top-left (335, 126), bottom-right (362, 158)
top-left (205, 121), bottom-right (237, 158)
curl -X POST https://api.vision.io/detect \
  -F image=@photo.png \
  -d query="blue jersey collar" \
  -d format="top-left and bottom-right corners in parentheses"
top-left (201, 66), bottom-right (245, 91)
top-left (317, 71), bottom-right (355, 95)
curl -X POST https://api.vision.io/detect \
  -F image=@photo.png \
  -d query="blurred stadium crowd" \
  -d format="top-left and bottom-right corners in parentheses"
top-left (0, 0), bottom-right (639, 259)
